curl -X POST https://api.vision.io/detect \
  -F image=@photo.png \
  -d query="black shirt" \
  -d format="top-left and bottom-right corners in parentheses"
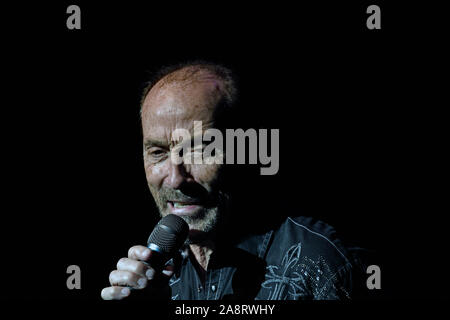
top-left (168, 216), bottom-right (358, 300)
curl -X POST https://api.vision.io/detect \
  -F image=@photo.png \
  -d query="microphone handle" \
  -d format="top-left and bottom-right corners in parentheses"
top-left (146, 243), bottom-right (171, 272)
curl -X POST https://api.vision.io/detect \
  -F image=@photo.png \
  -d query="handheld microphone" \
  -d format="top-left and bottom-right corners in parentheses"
top-left (146, 214), bottom-right (189, 272)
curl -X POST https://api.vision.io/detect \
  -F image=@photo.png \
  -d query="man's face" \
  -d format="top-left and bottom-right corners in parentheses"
top-left (141, 76), bottom-right (227, 241)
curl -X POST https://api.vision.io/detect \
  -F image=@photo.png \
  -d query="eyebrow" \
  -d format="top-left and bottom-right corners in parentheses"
top-left (144, 135), bottom-right (205, 149)
top-left (143, 139), bottom-right (168, 148)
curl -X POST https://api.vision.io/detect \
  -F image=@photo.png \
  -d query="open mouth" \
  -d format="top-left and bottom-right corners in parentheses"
top-left (167, 200), bottom-right (204, 216)
top-left (169, 200), bottom-right (200, 208)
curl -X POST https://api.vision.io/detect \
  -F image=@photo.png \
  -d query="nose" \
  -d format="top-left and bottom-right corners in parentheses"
top-left (165, 161), bottom-right (188, 190)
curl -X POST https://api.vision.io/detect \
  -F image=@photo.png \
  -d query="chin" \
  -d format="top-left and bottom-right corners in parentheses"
top-left (185, 229), bottom-right (213, 245)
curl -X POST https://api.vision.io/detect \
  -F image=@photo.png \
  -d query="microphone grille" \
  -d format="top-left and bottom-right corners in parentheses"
top-left (147, 214), bottom-right (189, 254)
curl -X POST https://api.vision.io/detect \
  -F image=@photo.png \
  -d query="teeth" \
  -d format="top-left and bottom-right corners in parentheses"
top-left (174, 202), bottom-right (189, 208)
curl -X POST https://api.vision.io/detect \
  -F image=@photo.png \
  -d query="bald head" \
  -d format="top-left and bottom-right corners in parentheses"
top-left (140, 63), bottom-right (237, 117)
top-left (152, 65), bottom-right (231, 94)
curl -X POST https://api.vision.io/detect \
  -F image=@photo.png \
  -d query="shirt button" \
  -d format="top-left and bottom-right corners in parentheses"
top-left (198, 286), bottom-right (202, 293)
top-left (211, 285), bottom-right (216, 292)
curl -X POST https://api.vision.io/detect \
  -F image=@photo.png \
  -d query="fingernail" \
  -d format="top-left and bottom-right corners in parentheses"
top-left (146, 268), bottom-right (155, 279)
top-left (162, 269), bottom-right (172, 276)
top-left (121, 287), bottom-right (130, 296)
top-left (138, 277), bottom-right (147, 288)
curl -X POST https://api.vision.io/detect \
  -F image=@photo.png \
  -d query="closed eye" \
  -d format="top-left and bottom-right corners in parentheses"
top-left (150, 148), bottom-right (165, 156)
top-left (145, 147), bottom-right (168, 162)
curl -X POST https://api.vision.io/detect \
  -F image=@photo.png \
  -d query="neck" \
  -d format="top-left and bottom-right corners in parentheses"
top-left (189, 241), bottom-right (215, 272)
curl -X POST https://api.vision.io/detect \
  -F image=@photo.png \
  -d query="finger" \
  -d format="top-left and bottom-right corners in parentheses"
top-left (152, 264), bottom-right (175, 283)
top-left (161, 264), bottom-right (175, 279)
top-left (117, 257), bottom-right (156, 279)
top-left (128, 245), bottom-right (152, 261)
top-left (109, 270), bottom-right (148, 289)
top-left (101, 286), bottom-right (131, 300)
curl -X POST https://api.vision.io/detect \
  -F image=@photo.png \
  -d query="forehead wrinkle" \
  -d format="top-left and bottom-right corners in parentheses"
top-left (142, 76), bottom-right (226, 148)
top-left (145, 83), bottom-right (221, 122)
top-left (148, 69), bottom-right (225, 106)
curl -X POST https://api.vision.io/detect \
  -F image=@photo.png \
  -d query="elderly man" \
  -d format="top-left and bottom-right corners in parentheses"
top-left (101, 62), bottom-right (359, 300)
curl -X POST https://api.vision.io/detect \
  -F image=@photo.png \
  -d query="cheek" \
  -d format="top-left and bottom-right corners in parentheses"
top-left (191, 164), bottom-right (223, 189)
top-left (144, 161), bottom-right (168, 188)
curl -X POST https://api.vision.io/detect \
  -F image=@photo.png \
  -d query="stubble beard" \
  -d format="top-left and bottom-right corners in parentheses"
top-left (149, 185), bottom-right (229, 245)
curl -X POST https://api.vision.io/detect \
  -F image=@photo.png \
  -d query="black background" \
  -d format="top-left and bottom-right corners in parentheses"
top-left (1, 0), bottom-right (448, 305)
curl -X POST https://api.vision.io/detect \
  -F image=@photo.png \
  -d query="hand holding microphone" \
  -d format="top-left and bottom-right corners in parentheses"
top-left (101, 214), bottom-right (188, 300)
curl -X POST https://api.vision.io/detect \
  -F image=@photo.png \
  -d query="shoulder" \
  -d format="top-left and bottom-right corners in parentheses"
top-left (274, 216), bottom-right (351, 266)
top-left (265, 216), bottom-right (354, 299)
top-left (267, 217), bottom-right (352, 279)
